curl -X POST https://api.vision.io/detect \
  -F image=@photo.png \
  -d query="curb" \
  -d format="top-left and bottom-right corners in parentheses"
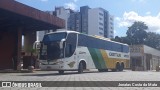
top-left (0, 70), bottom-right (34, 73)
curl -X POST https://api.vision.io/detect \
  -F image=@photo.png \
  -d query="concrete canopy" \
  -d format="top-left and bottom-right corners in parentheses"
top-left (0, 0), bottom-right (65, 31)
top-left (0, 0), bottom-right (65, 70)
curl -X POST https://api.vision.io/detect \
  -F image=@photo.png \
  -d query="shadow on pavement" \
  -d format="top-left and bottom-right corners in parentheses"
top-left (17, 70), bottom-right (126, 77)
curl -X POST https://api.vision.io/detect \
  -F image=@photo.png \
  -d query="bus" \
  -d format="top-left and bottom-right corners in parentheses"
top-left (39, 30), bottom-right (130, 74)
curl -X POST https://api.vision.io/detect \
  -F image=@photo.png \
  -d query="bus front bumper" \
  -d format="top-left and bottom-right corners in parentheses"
top-left (39, 64), bottom-right (64, 70)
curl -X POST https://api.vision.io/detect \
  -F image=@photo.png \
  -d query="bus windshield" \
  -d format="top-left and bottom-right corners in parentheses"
top-left (43, 32), bottom-right (67, 43)
top-left (40, 32), bottom-right (67, 60)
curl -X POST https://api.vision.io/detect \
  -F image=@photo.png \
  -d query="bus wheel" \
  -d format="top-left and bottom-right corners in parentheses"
top-left (105, 69), bottom-right (108, 72)
top-left (98, 69), bottom-right (102, 72)
top-left (78, 62), bottom-right (83, 73)
top-left (120, 63), bottom-right (124, 71)
top-left (111, 69), bottom-right (116, 72)
top-left (58, 70), bottom-right (64, 74)
top-left (116, 62), bottom-right (121, 71)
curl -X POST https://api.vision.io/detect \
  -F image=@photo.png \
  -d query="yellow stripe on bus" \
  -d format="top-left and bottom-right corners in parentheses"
top-left (100, 50), bottom-right (111, 68)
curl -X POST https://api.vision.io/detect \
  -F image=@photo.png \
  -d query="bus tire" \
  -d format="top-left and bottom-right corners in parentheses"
top-left (98, 69), bottom-right (103, 72)
top-left (58, 70), bottom-right (64, 74)
top-left (103, 69), bottom-right (108, 72)
top-left (120, 63), bottom-right (124, 71)
top-left (78, 62), bottom-right (83, 73)
top-left (116, 62), bottom-right (121, 71)
top-left (111, 69), bottom-right (116, 72)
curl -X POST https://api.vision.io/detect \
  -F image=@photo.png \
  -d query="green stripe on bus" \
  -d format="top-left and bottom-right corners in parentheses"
top-left (95, 49), bottom-right (107, 69)
top-left (88, 48), bottom-right (101, 69)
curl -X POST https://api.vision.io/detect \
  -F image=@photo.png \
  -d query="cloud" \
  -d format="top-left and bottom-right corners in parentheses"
top-left (115, 17), bottom-right (121, 21)
top-left (146, 11), bottom-right (151, 15)
top-left (64, 2), bottom-right (77, 10)
top-left (64, 0), bottom-right (78, 10)
top-left (116, 11), bottom-right (160, 33)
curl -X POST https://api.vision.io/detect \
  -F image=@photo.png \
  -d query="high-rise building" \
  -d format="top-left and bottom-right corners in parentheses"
top-left (55, 7), bottom-right (73, 29)
top-left (88, 8), bottom-right (114, 38)
top-left (54, 6), bottom-right (115, 38)
top-left (88, 8), bottom-right (105, 37)
top-left (67, 12), bottom-right (81, 32)
top-left (36, 6), bottom-right (114, 41)
top-left (36, 7), bottom-right (72, 41)
top-left (80, 6), bottom-right (90, 34)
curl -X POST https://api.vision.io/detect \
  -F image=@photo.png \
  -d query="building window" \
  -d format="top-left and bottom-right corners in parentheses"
top-left (99, 22), bottom-right (103, 26)
top-left (99, 32), bottom-right (103, 35)
top-left (110, 22), bottom-right (113, 25)
top-left (76, 20), bottom-right (79, 23)
top-left (110, 18), bottom-right (113, 21)
top-left (99, 27), bottom-right (103, 30)
top-left (99, 13), bottom-right (103, 16)
top-left (99, 17), bottom-right (103, 20)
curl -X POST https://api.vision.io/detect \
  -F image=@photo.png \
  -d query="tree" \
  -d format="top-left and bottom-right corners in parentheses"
top-left (112, 36), bottom-right (131, 45)
top-left (112, 36), bottom-right (122, 42)
top-left (121, 37), bottom-right (132, 45)
top-left (126, 21), bottom-right (148, 44)
top-left (112, 21), bottom-right (160, 50)
top-left (145, 32), bottom-right (160, 50)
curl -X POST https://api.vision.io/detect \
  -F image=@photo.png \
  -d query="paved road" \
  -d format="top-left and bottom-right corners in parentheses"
top-left (0, 70), bottom-right (160, 90)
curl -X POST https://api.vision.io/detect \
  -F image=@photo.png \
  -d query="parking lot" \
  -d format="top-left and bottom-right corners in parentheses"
top-left (0, 70), bottom-right (160, 90)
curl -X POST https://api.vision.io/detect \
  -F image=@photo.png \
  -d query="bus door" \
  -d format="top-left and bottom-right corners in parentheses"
top-left (64, 33), bottom-right (77, 69)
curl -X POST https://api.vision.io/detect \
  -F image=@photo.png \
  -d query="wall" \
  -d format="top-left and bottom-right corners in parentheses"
top-left (88, 8), bottom-right (99, 36)
top-left (0, 31), bottom-right (16, 69)
top-left (130, 45), bottom-right (160, 71)
top-left (56, 7), bottom-right (70, 29)
top-left (108, 15), bottom-right (114, 38)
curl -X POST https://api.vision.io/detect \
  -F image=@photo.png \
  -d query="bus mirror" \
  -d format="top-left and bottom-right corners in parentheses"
top-left (60, 39), bottom-right (66, 49)
top-left (33, 41), bottom-right (41, 50)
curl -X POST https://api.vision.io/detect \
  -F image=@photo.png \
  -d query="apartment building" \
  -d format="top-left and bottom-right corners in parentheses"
top-left (36, 6), bottom-right (114, 41)
top-left (88, 8), bottom-right (114, 38)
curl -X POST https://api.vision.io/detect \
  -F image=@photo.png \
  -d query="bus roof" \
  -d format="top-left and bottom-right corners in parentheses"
top-left (89, 34), bottom-right (128, 46)
top-left (46, 30), bottom-right (128, 46)
top-left (46, 29), bottom-right (80, 35)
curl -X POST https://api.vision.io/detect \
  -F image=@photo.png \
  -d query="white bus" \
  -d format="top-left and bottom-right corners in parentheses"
top-left (39, 30), bottom-right (130, 74)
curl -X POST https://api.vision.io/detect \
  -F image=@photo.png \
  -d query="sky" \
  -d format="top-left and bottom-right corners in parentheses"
top-left (16, 0), bottom-right (160, 37)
